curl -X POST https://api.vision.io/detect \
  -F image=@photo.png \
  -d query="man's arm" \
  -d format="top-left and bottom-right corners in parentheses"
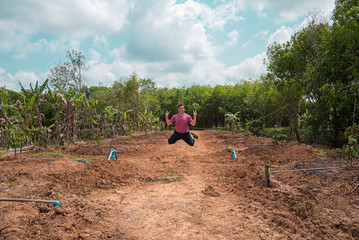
top-left (190, 110), bottom-right (197, 126)
top-left (165, 111), bottom-right (172, 126)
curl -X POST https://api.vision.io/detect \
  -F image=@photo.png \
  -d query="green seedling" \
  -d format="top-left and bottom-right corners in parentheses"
top-left (162, 180), bottom-right (171, 184)
top-left (169, 172), bottom-right (181, 177)
top-left (162, 173), bottom-right (185, 184)
top-left (313, 148), bottom-right (326, 156)
top-left (174, 176), bottom-right (184, 182)
top-left (9, 181), bottom-right (18, 188)
top-left (271, 164), bottom-right (283, 168)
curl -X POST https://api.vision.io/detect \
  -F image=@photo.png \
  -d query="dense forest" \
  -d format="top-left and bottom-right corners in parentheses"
top-left (0, 0), bottom-right (358, 151)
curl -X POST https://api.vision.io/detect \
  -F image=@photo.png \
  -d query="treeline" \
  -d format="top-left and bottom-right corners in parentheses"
top-left (266, 0), bottom-right (358, 144)
top-left (0, 75), bottom-right (287, 150)
top-left (0, 0), bottom-right (357, 151)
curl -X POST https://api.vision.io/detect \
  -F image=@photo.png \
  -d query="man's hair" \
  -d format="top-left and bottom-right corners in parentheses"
top-left (177, 103), bottom-right (185, 108)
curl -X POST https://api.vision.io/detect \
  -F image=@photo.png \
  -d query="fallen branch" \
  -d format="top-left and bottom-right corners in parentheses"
top-left (0, 226), bottom-right (10, 232)
top-left (351, 183), bottom-right (359, 193)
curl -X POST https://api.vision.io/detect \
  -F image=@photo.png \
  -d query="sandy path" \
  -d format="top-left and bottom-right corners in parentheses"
top-left (90, 131), bottom-right (274, 239)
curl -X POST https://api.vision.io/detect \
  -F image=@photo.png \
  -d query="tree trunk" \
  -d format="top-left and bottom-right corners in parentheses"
top-left (286, 104), bottom-right (301, 143)
top-left (351, 97), bottom-right (357, 137)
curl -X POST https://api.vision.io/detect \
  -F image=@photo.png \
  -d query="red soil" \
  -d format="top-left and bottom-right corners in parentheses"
top-left (0, 130), bottom-right (358, 239)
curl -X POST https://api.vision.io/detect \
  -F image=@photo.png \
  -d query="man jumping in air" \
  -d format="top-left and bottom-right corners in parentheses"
top-left (165, 103), bottom-right (198, 146)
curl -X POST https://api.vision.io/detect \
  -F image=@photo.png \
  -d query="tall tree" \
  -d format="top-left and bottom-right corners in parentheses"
top-left (266, 42), bottom-right (304, 142)
top-left (48, 50), bottom-right (88, 92)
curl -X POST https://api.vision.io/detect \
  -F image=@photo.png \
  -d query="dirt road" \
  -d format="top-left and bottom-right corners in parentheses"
top-left (94, 131), bottom-right (274, 239)
top-left (1, 130), bottom-right (358, 239)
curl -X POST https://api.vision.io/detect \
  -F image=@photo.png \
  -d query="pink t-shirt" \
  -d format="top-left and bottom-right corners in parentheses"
top-left (170, 113), bottom-right (193, 134)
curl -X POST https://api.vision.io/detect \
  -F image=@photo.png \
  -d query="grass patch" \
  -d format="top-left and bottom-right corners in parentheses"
top-left (162, 172), bottom-right (185, 184)
top-left (313, 147), bottom-right (339, 156)
top-left (32, 151), bottom-right (63, 157)
top-left (259, 127), bottom-right (290, 138)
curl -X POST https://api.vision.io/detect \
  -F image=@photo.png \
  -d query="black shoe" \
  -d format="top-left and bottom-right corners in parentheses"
top-left (191, 132), bottom-right (198, 139)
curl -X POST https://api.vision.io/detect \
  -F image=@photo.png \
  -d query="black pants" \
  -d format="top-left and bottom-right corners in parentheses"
top-left (168, 131), bottom-right (195, 146)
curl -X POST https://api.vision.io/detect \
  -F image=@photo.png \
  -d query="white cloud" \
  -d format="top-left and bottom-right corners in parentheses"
top-left (0, 0), bottom-right (130, 59)
top-left (87, 62), bottom-right (117, 86)
top-left (94, 35), bottom-right (108, 49)
top-left (199, 0), bottom-right (244, 30)
top-left (254, 30), bottom-right (269, 39)
top-left (0, 68), bottom-right (41, 90)
top-left (86, 48), bottom-right (267, 89)
top-left (226, 30), bottom-right (240, 47)
top-left (124, 0), bottom-right (215, 65)
top-left (225, 52), bottom-right (267, 81)
top-left (0, 0), bottom-right (336, 90)
top-left (241, 41), bottom-right (250, 49)
top-left (0, 0), bottom-right (129, 36)
top-left (245, 0), bottom-right (335, 22)
top-left (267, 25), bottom-right (294, 45)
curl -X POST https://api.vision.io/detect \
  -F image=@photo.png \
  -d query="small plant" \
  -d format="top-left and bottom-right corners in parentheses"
top-left (272, 125), bottom-right (287, 144)
top-left (162, 172), bottom-right (184, 184)
top-left (315, 147), bottom-right (338, 156)
top-left (341, 135), bottom-right (358, 167)
top-left (9, 181), bottom-right (18, 188)
top-left (169, 172), bottom-right (180, 177)
top-left (174, 176), bottom-right (184, 182)
top-left (92, 129), bottom-right (103, 147)
top-left (341, 124), bottom-right (359, 167)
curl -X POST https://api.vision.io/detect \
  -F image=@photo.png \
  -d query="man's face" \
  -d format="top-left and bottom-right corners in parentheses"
top-left (178, 106), bottom-right (185, 114)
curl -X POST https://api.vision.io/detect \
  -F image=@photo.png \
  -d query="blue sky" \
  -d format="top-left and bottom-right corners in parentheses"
top-left (0, 0), bottom-right (335, 91)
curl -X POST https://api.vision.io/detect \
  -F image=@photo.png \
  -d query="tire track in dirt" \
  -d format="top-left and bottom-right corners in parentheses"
top-left (89, 131), bottom-right (276, 239)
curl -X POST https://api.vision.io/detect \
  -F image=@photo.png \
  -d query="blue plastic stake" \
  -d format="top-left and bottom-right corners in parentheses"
top-left (0, 198), bottom-right (60, 207)
top-left (339, 156), bottom-right (343, 168)
top-left (231, 150), bottom-right (237, 159)
top-left (108, 150), bottom-right (117, 160)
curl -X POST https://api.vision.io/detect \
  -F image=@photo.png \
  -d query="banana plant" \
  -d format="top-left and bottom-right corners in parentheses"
top-left (139, 110), bottom-right (158, 133)
top-left (46, 85), bottom-right (84, 144)
top-left (0, 80), bottom-right (48, 153)
top-left (225, 111), bottom-right (241, 133)
top-left (79, 96), bottom-right (98, 140)
top-left (104, 106), bottom-right (133, 135)
top-left (120, 109), bottom-right (133, 134)
top-left (17, 79), bottom-right (49, 128)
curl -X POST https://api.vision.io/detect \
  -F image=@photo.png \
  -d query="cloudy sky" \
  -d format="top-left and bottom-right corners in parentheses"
top-left (0, 0), bottom-right (335, 91)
